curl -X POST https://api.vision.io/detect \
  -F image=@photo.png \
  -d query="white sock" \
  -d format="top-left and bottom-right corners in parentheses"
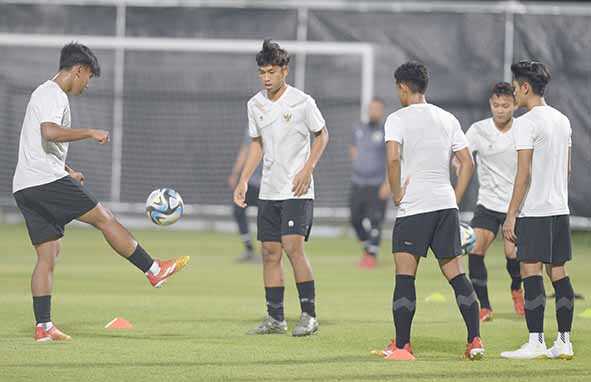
top-left (37, 322), bottom-right (54, 331)
top-left (529, 332), bottom-right (545, 345)
top-left (558, 331), bottom-right (571, 343)
top-left (148, 261), bottom-right (160, 275)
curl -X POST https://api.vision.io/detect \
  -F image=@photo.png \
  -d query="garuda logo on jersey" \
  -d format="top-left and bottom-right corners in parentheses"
top-left (283, 112), bottom-right (292, 122)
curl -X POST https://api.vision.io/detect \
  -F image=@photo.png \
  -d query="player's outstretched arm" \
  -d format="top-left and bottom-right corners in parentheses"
top-left (292, 127), bottom-right (329, 197)
top-left (40, 122), bottom-right (109, 144)
top-left (452, 147), bottom-right (475, 204)
top-left (234, 137), bottom-right (263, 207)
top-left (503, 149), bottom-right (533, 243)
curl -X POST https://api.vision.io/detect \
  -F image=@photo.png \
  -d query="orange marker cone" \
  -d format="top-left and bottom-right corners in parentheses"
top-left (105, 317), bottom-right (133, 330)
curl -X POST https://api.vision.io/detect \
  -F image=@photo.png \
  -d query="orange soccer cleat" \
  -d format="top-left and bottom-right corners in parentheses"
top-left (358, 252), bottom-right (377, 269)
top-left (464, 337), bottom-right (485, 360)
top-left (479, 308), bottom-right (494, 322)
top-left (383, 340), bottom-right (416, 361)
top-left (146, 256), bottom-right (190, 288)
top-left (35, 325), bottom-right (72, 342)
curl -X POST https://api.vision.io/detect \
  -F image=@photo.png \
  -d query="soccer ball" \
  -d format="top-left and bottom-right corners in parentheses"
top-left (145, 188), bottom-right (184, 226)
top-left (460, 222), bottom-right (476, 254)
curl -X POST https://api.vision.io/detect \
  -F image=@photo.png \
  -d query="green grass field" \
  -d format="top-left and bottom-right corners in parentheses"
top-left (1, 224), bottom-right (590, 381)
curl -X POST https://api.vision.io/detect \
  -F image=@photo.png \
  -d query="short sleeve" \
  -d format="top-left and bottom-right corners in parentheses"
top-left (247, 103), bottom-right (260, 138)
top-left (451, 118), bottom-right (468, 152)
top-left (464, 124), bottom-right (479, 153)
top-left (305, 97), bottom-right (326, 133)
top-left (514, 117), bottom-right (536, 150)
top-left (34, 91), bottom-right (66, 125)
top-left (384, 114), bottom-right (403, 143)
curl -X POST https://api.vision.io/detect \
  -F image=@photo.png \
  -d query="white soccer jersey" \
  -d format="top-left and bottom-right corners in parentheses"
top-left (384, 103), bottom-right (468, 218)
top-left (247, 85), bottom-right (326, 200)
top-left (513, 106), bottom-right (571, 217)
top-left (465, 118), bottom-right (517, 213)
top-left (13, 80), bottom-right (70, 193)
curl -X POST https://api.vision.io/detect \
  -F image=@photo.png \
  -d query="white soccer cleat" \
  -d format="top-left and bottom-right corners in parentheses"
top-left (501, 341), bottom-right (549, 360)
top-left (547, 339), bottom-right (574, 360)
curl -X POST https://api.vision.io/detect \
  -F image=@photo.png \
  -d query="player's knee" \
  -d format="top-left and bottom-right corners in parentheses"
top-left (282, 242), bottom-right (303, 258)
top-left (93, 205), bottom-right (117, 228)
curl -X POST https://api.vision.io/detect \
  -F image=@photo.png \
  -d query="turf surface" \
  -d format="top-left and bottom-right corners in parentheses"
top-left (1, 224), bottom-right (590, 381)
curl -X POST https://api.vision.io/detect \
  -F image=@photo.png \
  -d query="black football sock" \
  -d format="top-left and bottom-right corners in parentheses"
top-left (296, 281), bottom-right (316, 317)
top-left (553, 277), bottom-right (574, 334)
top-left (506, 257), bottom-right (522, 291)
top-left (523, 275), bottom-right (545, 333)
top-left (265, 286), bottom-right (285, 321)
top-left (450, 274), bottom-right (480, 342)
top-left (393, 275), bottom-right (416, 348)
top-left (469, 254), bottom-right (491, 309)
top-left (33, 295), bottom-right (51, 324)
top-left (127, 244), bottom-right (154, 273)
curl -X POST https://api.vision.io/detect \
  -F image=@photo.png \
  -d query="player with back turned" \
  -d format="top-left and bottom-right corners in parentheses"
top-left (374, 62), bottom-right (484, 361)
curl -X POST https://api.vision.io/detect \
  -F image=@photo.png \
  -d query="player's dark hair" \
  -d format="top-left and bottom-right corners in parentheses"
top-left (59, 42), bottom-right (101, 77)
top-left (490, 82), bottom-right (515, 98)
top-left (256, 39), bottom-right (290, 67)
top-left (394, 61), bottom-right (429, 94)
top-left (511, 60), bottom-right (551, 96)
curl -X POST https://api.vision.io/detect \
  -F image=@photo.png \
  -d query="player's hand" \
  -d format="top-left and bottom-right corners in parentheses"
top-left (91, 129), bottom-right (110, 144)
top-left (233, 181), bottom-right (248, 208)
top-left (503, 213), bottom-right (517, 243)
top-left (70, 171), bottom-right (85, 185)
top-left (393, 177), bottom-right (410, 206)
top-left (227, 173), bottom-right (238, 189)
top-left (378, 183), bottom-right (391, 200)
top-left (292, 166), bottom-right (313, 197)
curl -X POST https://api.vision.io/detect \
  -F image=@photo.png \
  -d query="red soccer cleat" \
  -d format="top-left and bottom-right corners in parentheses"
top-left (512, 289), bottom-right (525, 316)
top-left (464, 336), bottom-right (485, 360)
top-left (358, 252), bottom-right (377, 269)
top-left (383, 340), bottom-right (416, 361)
top-left (146, 256), bottom-right (190, 288)
top-left (479, 308), bottom-right (493, 322)
top-left (35, 325), bottom-right (72, 342)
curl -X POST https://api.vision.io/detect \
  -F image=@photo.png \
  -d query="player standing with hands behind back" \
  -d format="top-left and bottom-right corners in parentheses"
top-left (234, 40), bottom-right (329, 337)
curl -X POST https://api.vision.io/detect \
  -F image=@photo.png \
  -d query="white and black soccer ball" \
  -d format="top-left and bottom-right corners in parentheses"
top-left (460, 222), bottom-right (476, 254)
top-left (145, 188), bottom-right (184, 226)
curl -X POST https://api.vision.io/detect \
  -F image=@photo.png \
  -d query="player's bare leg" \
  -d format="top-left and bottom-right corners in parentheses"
top-left (440, 256), bottom-right (484, 360)
top-left (283, 235), bottom-right (318, 336)
top-left (78, 203), bottom-right (189, 288)
top-left (249, 241), bottom-right (287, 334)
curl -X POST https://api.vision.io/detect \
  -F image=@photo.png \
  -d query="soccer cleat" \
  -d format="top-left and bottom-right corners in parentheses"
top-left (358, 252), bottom-right (377, 269)
top-left (146, 256), bottom-right (190, 288)
top-left (35, 325), bottom-right (72, 342)
top-left (384, 341), bottom-right (415, 361)
top-left (547, 339), bottom-right (574, 360)
top-left (292, 312), bottom-right (319, 337)
top-left (464, 337), bottom-right (485, 360)
top-left (479, 308), bottom-right (494, 322)
top-left (247, 316), bottom-right (288, 335)
top-left (511, 289), bottom-right (525, 316)
top-left (501, 341), bottom-right (549, 360)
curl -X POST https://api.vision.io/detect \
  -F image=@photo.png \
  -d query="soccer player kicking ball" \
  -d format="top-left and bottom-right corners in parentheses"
top-left (501, 61), bottom-right (575, 360)
top-left (234, 40), bottom-right (329, 336)
top-left (376, 62), bottom-right (484, 360)
top-left (12, 43), bottom-right (190, 343)
top-left (463, 82), bottom-right (524, 321)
